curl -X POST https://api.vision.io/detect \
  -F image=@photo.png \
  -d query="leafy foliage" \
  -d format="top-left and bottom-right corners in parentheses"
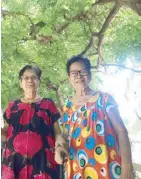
top-left (1, 0), bottom-right (141, 108)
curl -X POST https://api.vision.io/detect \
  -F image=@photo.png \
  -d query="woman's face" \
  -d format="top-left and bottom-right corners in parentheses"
top-left (68, 62), bottom-right (91, 91)
top-left (20, 69), bottom-right (40, 93)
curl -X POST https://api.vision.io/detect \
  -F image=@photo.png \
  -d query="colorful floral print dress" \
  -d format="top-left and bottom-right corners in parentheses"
top-left (60, 91), bottom-right (121, 179)
top-left (2, 98), bottom-right (61, 179)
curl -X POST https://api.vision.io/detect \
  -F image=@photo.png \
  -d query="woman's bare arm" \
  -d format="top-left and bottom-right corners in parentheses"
top-left (1, 121), bottom-right (9, 142)
top-left (107, 108), bottom-right (133, 179)
top-left (53, 121), bottom-right (68, 149)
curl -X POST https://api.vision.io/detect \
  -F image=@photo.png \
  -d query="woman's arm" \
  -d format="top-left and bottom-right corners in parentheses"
top-left (53, 121), bottom-right (68, 164)
top-left (107, 108), bottom-right (134, 179)
top-left (1, 121), bottom-right (9, 142)
top-left (1, 101), bottom-right (14, 142)
top-left (53, 121), bottom-right (68, 149)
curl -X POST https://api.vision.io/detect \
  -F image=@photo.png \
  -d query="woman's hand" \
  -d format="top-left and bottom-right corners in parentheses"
top-left (53, 121), bottom-right (69, 150)
top-left (121, 164), bottom-right (134, 179)
top-left (54, 146), bottom-right (68, 165)
top-left (55, 134), bottom-right (68, 150)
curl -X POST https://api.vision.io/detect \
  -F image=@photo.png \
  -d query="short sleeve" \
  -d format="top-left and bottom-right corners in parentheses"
top-left (3, 101), bottom-right (15, 124)
top-left (58, 100), bottom-right (71, 137)
top-left (104, 93), bottom-right (118, 113)
top-left (59, 99), bottom-right (70, 126)
top-left (48, 99), bottom-right (61, 124)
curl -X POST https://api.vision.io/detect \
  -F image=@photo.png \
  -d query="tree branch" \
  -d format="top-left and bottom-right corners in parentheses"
top-left (53, 22), bottom-right (70, 33)
top-left (1, 9), bottom-right (35, 25)
top-left (78, 32), bottom-right (99, 56)
top-left (87, 52), bottom-right (98, 57)
top-left (44, 78), bottom-right (66, 111)
top-left (93, 0), bottom-right (115, 6)
top-left (53, 11), bottom-right (89, 33)
top-left (92, 63), bottom-right (141, 73)
top-left (97, 34), bottom-right (104, 65)
top-left (96, 4), bottom-right (120, 64)
top-left (46, 78), bottom-right (59, 91)
top-left (78, 1), bottom-right (120, 62)
top-left (2, 9), bottom-right (26, 17)
top-left (99, 3), bottom-right (120, 35)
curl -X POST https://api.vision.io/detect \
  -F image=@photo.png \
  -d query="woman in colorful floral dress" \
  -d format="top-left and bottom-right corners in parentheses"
top-left (1, 65), bottom-right (67, 179)
top-left (58, 56), bottom-right (133, 179)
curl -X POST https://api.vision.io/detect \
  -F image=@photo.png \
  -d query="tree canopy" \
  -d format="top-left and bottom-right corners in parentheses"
top-left (1, 0), bottom-right (141, 108)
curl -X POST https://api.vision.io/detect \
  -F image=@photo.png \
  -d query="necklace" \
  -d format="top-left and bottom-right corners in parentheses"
top-left (21, 96), bottom-right (42, 104)
top-left (71, 90), bottom-right (97, 107)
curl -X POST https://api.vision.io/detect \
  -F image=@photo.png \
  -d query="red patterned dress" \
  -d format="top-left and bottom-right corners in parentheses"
top-left (60, 91), bottom-right (121, 179)
top-left (2, 98), bottom-right (61, 179)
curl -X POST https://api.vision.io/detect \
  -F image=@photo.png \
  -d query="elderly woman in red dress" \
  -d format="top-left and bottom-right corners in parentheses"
top-left (1, 65), bottom-right (67, 179)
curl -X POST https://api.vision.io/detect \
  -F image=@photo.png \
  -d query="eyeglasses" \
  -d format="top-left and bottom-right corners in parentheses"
top-left (21, 76), bottom-right (39, 81)
top-left (69, 69), bottom-right (89, 77)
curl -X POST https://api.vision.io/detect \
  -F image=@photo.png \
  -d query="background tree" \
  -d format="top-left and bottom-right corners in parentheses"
top-left (1, 0), bottom-right (141, 108)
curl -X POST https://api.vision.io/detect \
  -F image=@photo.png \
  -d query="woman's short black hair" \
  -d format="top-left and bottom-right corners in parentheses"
top-left (19, 65), bottom-right (42, 80)
top-left (66, 56), bottom-right (91, 74)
